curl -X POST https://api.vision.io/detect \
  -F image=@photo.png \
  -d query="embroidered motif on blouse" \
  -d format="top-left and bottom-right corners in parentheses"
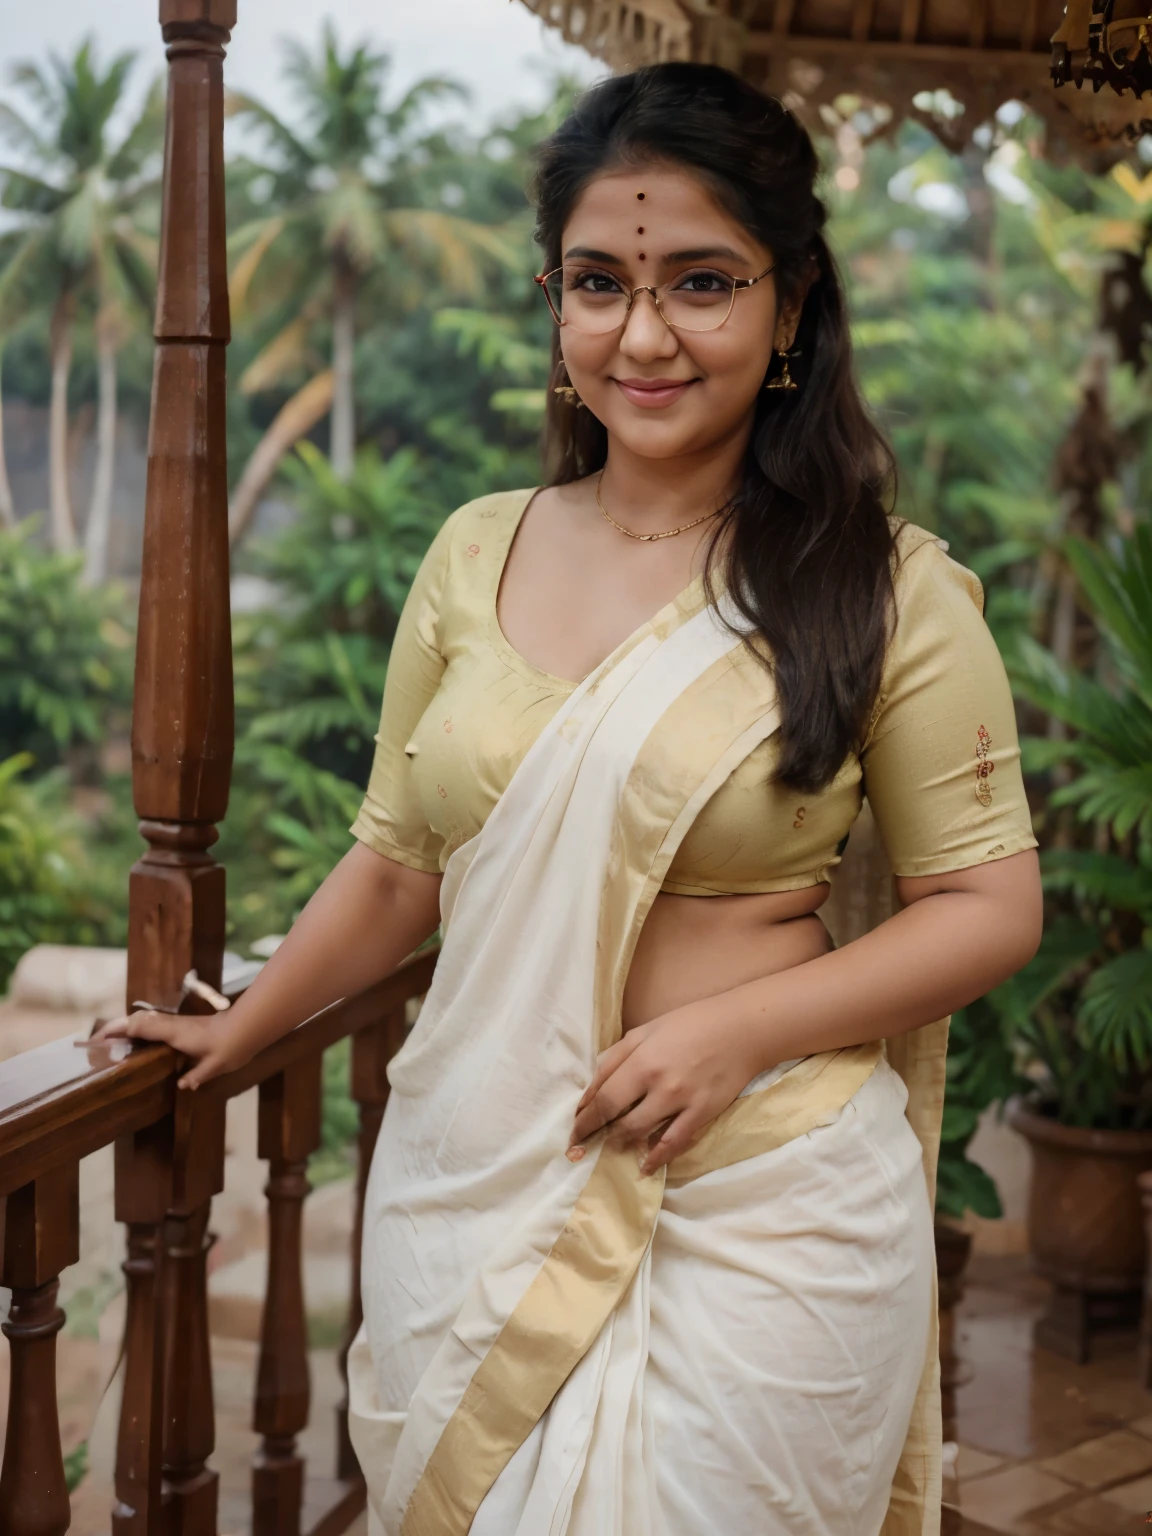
top-left (975, 724), bottom-right (994, 807)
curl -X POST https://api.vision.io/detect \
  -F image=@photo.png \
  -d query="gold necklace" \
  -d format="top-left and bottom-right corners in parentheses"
top-left (595, 473), bottom-right (719, 543)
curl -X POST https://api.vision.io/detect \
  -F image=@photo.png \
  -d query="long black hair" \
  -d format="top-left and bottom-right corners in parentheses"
top-left (531, 63), bottom-right (897, 793)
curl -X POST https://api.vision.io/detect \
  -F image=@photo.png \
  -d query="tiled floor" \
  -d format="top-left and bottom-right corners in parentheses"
top-left (947, 1256), bottom-right (1151, 1535)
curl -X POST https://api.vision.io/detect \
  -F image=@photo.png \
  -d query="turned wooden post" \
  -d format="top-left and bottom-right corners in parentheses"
top-left (118, 2), bottom-right (234, 1529)
top-left (127, 0), bottom-right (235, 1018)
top-left (336, 1008), bottom-right (408, 1480)
top-left (252, 1058), bottom-right (323, 1533)
top-left (0, 1162), bottom-right (81, 1536)
top-left (162, 1094), bottom-right (227, 1534)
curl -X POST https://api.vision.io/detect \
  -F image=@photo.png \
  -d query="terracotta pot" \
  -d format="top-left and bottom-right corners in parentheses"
top-left (1009, 1099), bottom-right (1152, 1292)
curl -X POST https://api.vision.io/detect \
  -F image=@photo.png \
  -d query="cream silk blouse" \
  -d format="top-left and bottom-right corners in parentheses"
top-left (351, 489), bottom-right (1036, 894)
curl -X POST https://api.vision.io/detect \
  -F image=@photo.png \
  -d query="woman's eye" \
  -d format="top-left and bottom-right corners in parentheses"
top-left (569, 270), bottom-right (622, 294)
top-left (674, 270), bottom-right (733, 294)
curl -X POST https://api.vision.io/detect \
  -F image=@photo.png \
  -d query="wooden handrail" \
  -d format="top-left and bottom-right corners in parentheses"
top-left (0, 947), bottom-right (438, 1535)
top-left (0, 947), bottom-right (437, 1197)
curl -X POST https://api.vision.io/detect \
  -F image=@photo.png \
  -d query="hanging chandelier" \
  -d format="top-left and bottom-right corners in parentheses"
top-left (1052, 3), bottom-right (1152, 95)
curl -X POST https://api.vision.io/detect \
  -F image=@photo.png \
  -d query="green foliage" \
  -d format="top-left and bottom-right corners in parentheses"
top-left (63, 1440), bottom-right (88, 1494)
top-left (0, 38), bottom-right (162, 337)
top-left (1007, 528), bottom-right (1152, 1127)
top-left (0, 754), bottom-right (125, 990)
top-left (935, 999), bottom-right (1018, 1220)
top-left (0, 521), bottom-right (131, 765)
top-left (309, 1037), bottom-right (358, 1186)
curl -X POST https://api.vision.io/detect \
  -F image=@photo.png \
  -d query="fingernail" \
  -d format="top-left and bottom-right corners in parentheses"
top-left (566, 1145), bottom-right (586, 1162)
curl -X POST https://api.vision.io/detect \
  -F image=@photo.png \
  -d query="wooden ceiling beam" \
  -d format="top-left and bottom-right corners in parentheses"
top-left (742, 33), bottom-right (1051, 72)
top-left (1020, 0), bottom-right (1041, 53)
top-left (852, 0), bottom-right (877, 45)
top-left (969, 0), bottom-right (988, 51)
top-left (900, 0), bottom-right (922, 45)
top-left (773, 0), bottom-right (797, 39)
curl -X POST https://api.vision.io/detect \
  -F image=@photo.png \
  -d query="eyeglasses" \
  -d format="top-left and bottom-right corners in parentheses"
top-left (534, 263), bottom-right (776, 336)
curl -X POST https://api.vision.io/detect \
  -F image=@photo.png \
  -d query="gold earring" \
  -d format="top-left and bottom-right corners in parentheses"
top-left (765, 345), bottom-right (800, 392)
top-left (553, 365), bottom-right (585, 409)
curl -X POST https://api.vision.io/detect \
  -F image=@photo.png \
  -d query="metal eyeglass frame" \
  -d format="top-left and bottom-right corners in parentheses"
top-left (534, 262), bottom-right (777, 334)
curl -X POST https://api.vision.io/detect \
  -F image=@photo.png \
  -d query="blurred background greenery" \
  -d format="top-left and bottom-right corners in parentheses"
top-left (2, 33), bottom-right (1151, 1192)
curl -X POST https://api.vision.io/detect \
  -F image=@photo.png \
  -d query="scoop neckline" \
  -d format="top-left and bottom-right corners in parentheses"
top-left (486, 485), bottom-right (710, 692)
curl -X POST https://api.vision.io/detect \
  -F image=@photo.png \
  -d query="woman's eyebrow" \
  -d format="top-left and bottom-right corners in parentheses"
top-left (663, 245), bottom-right (749, 263)
top-left (563, 246), bottom-right (624, 263)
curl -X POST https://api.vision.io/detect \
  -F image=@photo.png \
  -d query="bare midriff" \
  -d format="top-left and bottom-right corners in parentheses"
top-left (621, 885), bottom-right (833, 1032)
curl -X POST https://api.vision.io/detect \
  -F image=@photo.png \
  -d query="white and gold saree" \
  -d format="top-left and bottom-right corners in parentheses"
top-left (347, 579), bottom-right (942, 1536)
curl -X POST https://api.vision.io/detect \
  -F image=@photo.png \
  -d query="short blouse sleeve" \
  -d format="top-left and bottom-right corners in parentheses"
top-left (349, 514), bottom-right (456, 872)
top-left (861, 528), bottom-right (1037, 879)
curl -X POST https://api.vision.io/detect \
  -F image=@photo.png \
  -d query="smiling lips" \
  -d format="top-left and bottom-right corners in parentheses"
top-left (614, 377), bottom-right (696, 408)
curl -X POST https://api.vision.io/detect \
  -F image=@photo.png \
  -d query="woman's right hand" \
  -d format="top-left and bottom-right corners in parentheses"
top-left (95, 1010), bottom-right (242, 1091)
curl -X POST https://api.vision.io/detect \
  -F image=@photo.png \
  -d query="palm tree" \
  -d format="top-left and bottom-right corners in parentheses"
top-left (226, 23), bottom-right (514, 519)
top-left (0, 41), bottom-right (161, 567)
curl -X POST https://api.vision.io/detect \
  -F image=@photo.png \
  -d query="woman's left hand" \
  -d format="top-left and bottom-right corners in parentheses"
top-left (567, 1006), bottom-right (764, 1175)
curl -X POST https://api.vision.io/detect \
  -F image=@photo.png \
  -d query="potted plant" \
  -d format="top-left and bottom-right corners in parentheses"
top-left (1000, 525), bottom-right (1152, 1361)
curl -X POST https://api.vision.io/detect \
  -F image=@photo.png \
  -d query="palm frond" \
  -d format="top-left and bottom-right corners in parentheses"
top-left (106, 75), bottom-right (165, 183)
top-left (226, 91), bottom-right (314, 172)
top-left (1040, 848), bottom-right (1152, 919)
top-left (0, 102), bottom-right (51, 163)
top-left (1076, 948), bottom-right (1152, 1070)
top-left (0, 165), bottom-right (69, 217)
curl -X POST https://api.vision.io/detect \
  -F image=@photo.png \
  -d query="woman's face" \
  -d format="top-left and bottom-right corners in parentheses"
top-left (552, 164), bottom-right (798, 466)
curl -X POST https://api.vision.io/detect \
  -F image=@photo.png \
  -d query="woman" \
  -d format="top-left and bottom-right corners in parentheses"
top-left (105, 64), bottom-right (1041, 1535)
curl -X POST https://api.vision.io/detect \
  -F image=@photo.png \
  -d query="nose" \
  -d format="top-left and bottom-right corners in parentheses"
top-left (618, 288), bottom-right (679, 362)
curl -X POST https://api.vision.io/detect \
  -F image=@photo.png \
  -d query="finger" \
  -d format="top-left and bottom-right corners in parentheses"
top-left (121, 1012), bottom-right (185, 1047)
top-left (639, 1112), bottom-right (701, 1175)
top-left (606, 1101), bottom-right (677, 1151)
top-left (95, 1015), bottom-right (136, 1039)
top-left (575, 1037), bottom-right (639, 1113)
top-left (570, 1081), bottom-right (646, 1145)
top-left (178, 1054), bottom-right (219, 1091)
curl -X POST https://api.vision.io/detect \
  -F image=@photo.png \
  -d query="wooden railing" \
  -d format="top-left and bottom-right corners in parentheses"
top-left (0, 945), bottom-right (437, 1536)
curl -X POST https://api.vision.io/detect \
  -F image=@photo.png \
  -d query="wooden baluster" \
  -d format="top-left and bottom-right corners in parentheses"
top-left (0, 1162), bottom-right (81, 1536)
top-left (252, 1059), bottom-right (323, 1534)
top-left (163, 1094), bottom-right (227, 1535)
top-left (336, 1008), bottom-right (408, 1481)
top-left (113, 1117), bottom-right (176, 1536)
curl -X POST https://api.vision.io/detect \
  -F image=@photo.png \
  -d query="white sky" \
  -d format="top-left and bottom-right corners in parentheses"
top-left (1, 0), bottom-right (603, 141)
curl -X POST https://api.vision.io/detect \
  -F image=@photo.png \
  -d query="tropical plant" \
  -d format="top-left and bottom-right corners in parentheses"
top-left (217, 441), bottom-right (449, 943)
top-left (1001, 525), bottom-right (1152, 1129)
top-left (224, 22), bottom-right (515, 532)
top-left (935, 1000), bottom-right (1019, 1220)
top-left (0, 753), bottom-right (125, 991)
top-left (0, 40), bottom-right (162, 565)
top-left (0, 520), bottom-right (132, 768)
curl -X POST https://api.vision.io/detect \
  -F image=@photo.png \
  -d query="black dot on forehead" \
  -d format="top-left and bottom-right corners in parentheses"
top-left (637, 226), bottom-right (644, 234)
top-left (636, 192), bottom-right (645, 200)
top-left (638, 252), bottom-right (646, 260)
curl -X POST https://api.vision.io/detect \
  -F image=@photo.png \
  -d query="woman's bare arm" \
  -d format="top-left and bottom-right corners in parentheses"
top-left (99, 841), bottom-right (442, 1089)
top-left (569, 849), bottom-right (1042, 1170)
